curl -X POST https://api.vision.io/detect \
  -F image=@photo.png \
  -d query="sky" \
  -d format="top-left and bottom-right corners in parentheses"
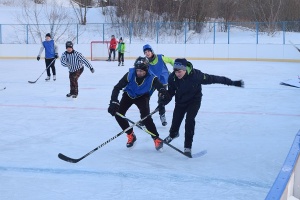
top-left (0, 59), bottom-right (300, 200)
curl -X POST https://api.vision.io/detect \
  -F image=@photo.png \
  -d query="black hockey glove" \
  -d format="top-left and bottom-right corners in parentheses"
top-left (54, 54), bottom-right (58, 59)
top-left (90, 68), bottom-right (95, 73)
top-left (108, 100), bottom-right (120, 116)
top-left (232, 80), bottom-right (244, 88)
top-left (158, 88), bottom-right (170, 106)
top-left (37, 56), bottom-right (40, 61)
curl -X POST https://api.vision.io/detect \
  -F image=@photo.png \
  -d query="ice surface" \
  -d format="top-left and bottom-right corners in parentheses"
top-left (0, 59), bottom-right (299, 199)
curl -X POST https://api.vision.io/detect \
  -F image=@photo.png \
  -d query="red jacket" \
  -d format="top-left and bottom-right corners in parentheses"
top-left (109, 38), bottom-right (117, 50)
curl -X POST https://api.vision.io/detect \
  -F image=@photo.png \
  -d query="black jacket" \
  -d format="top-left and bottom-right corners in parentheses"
top-left (167, 61), bottom-right (234, 106)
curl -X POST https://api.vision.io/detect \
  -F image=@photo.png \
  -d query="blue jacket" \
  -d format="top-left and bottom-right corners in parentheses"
top-left (149, 54), bottom-right (169, 85)
top-left (42, 40), bottom-right (55, 58)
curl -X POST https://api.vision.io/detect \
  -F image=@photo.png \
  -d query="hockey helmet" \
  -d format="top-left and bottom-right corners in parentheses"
top-left (134, 56), bottom-right (149, 72)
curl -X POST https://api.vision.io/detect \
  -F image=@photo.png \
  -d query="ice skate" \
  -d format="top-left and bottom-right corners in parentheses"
top-left (126, 132), bottom-right (136, 148)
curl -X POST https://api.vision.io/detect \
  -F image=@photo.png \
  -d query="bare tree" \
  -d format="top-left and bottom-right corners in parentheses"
top-left (212, 0), bottom-right (238, 32)
top-left (70, 0), bottom-right (93, 25)
top-left (15, 0), bottom-right (74, 43)
top-left (242, 0), bottom-right (283, 35)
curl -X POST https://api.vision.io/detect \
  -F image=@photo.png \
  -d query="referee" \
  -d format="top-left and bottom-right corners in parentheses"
top-left (60, 41), bottom-right (95, 98)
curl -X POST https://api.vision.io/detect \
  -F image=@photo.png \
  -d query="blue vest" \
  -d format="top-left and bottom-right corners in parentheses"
top-left (149, 54), bottom-right (169, 85)
top-left (124, 68), bottom-right (156, 99)
top-left (42, 40), bottom-right (55, 58)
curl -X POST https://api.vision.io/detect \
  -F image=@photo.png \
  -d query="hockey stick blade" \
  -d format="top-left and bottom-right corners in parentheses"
top-left (0, 87), bottom-right (6, 91)
top-left (58, 131), bottom-right (124, 163)
top-left (58, 107), bottom-right (159, 163)
top-left (28, 59), bottom-right (56, 84)
top-left (192, 150), bottom-right (207, 158)
top-left (58, 153), bottom-right (83, 163)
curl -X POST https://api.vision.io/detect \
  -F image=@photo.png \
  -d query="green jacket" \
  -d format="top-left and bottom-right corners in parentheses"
top-left (117, 42), bottom-right (125, 53)
top-left (149, 54), bottom-right (174, 67)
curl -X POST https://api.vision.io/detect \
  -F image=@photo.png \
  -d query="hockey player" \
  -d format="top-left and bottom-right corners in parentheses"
top-left (107, 35), bottom-right (117, 61)
top-left (117, 37), bottom-right (125, 66)
top-left (37, 33), bottom-right (58, 81)
top-left (108, 56), bottom-right (167, 151)
top-left (60, 41), bottom-right (95, 98)
top-left (160, 58), bottom-right (244, 157)
top-left (143, 44), bottom-right (174, 126)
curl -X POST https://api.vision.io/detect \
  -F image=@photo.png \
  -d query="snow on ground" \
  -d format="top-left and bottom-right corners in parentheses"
top-left (0, 59), bottom-right (299, 200)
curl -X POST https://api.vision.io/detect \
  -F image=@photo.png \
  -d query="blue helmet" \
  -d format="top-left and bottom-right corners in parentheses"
top-left (143, 44), bottom-right (154, 53)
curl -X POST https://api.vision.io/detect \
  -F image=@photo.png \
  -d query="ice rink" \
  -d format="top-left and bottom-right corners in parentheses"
top-left (0, 59), bottom-right (299, 200)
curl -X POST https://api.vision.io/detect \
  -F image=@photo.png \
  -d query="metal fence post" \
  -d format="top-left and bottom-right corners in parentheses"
top-left (129, 22), bottom-right (132, 44)
top-left (213, 22), bottom-right (216, 44)
top-left (256, 22), bottom-right (259, 44)
top-left (156, 21), bottom-right (159, 44)
top-left (228, 22), bottom-right (230, 44)
top-left (0, 24), bottom-right (2, 44)
top-left (26, 24), bottom-right (28, 44)
top-left (102, 23), bottom-right (105, 42)
top-left (184, 21), bottom-right (187, 44)
top-left (282, 21), bottom-right (286, 44)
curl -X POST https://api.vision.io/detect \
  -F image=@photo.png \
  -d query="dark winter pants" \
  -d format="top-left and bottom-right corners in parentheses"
top-left (45, 58), bottom-right (56, 77)
top-left (169, 101), bottom-right (201, 149)
top-left (108, 49), bottom-right (116, 60)
top-left (118, 52), bottom-right (124, 63)
top-left (116, 93), bottom-right (159, 139)
top-left (69, 67), bottom-right (84, 95)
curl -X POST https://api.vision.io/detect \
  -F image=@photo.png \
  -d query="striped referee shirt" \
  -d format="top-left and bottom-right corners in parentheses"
top-left (60, 50), bottom-right (93, 72)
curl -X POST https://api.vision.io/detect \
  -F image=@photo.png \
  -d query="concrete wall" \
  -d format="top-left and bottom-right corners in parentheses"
top-left (1, 43), bottom-right (300, 62)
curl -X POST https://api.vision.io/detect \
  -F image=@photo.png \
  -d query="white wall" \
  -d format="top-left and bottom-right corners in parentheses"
top-left (0, 44), bottom-right (300, 62)
top-left (266, 130), bottom-right (300, 200)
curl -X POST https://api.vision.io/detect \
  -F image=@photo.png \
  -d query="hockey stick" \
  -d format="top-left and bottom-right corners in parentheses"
top-left (58, 107), bottom-right (159, 163)
top-left (28, 59), bottom-right (56, 84)
top-left (289, 40), bottom-right (300, 52)
top-left (116, 112), bottom-right (207, 158)
top-left (0, 87), bottom-right (6, 91)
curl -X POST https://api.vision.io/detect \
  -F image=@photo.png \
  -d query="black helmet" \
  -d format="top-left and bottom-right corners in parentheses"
top-left (134, 56), bottom-right (149, 72)
top-left (66, 41), bottom-right (73, 49)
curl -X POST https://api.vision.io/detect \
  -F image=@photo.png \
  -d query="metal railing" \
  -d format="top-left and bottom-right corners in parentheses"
top-left (0, 21), bottom-right (299, 44)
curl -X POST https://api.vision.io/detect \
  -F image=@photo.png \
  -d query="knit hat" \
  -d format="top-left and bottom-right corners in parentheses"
top-left (143, 44), bottom-right (154, 53)
top-left (45, 33), bottom-right (51, 38)
top-left (119, 37), bottom-right (123, 40)
top-left (174, 58), bottom-right (187, 71)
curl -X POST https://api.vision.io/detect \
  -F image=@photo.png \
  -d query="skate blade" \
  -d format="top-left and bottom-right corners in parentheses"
top-left (126, 141), bottom-right (136, 150)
